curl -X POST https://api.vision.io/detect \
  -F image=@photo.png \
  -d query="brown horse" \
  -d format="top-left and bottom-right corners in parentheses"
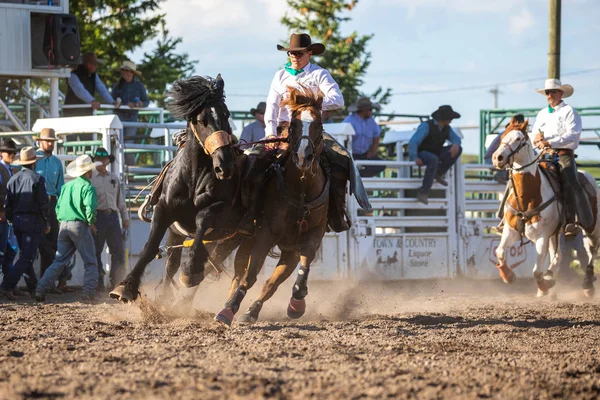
top-left (215, 85), bottom-right (330, 326)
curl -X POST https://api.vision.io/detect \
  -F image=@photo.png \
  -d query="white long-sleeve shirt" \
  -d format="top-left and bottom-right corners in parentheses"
top-left (264, 62), bottom-right (344, 136)
top-left (532, 101), bottom-right (582, 150)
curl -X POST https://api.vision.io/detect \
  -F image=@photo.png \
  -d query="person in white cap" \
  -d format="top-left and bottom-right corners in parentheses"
top-left (36, 155), bottom-right (101, 303)
top-left (532, 78), bottom-right (592, 238)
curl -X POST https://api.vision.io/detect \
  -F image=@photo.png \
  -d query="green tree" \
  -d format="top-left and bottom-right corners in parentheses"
top-left (281, 0), bottom-right (391, 111)
top-left (137, 23), bottom-right (196, 107)
top-left (71, 0), bottom-right (196, 103)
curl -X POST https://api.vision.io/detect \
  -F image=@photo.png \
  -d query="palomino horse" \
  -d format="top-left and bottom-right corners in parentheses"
top-left (215, 85), bottom-right (330, 326)
top-left (492, 118), bottom-right (598, 297)
top-left (110, 75), bottom-right (245, 302)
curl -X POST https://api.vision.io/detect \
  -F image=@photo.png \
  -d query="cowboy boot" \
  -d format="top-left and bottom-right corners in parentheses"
top-left (327, 176), bottom-right (351, 232)
top-left (238, 184), bottom-right (262, 237)
top-left (558, 154), bottom-right (583, 238)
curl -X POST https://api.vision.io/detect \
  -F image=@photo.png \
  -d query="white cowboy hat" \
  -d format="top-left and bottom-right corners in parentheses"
top-left (120, 60), bottom-right (142, 76)
top-left (535, 78), bottom-right (574, 98)
top-left (67, 154), bottom-right (101, 177)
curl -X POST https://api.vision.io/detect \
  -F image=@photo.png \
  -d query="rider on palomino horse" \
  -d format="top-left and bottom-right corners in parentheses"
top-left (237, 33), bottom-right (371, 236)
top-left (496, 78), bottom-right (593, 239)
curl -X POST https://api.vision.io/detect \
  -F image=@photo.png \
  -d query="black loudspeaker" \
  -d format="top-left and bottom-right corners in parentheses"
top-left (43, 13), bottom-right (80, 66)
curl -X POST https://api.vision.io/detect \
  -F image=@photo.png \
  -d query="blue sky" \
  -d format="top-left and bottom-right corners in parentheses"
top-left (136, 0), bottom-right (600, 156)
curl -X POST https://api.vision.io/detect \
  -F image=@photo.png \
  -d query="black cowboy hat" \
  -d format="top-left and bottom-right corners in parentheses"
top-left (0, 139), bottom-right (18, 153)
top-left (277, 33), bottom-right (325, 55)
top-left (92, 147), bottom-right (115, 163)
top-left (250, 102), bottom-right (267, 116)
top-left (431, 105), bottom-right (461, 121)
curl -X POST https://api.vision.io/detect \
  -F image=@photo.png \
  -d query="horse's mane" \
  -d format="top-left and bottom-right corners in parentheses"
top-left (280, 85), bottom-right (324, 115)
top-left (166, 75), bottom-right (228, 121)
top-left (501, 114), bottom-right (529, 138)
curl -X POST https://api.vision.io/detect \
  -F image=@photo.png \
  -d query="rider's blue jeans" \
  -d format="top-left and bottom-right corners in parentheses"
top-left (418, 145), bottom-right (462, 195)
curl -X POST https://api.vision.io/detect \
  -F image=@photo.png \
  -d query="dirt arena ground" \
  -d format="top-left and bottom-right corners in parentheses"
top-left (1, 276), bottom-right (600, 400)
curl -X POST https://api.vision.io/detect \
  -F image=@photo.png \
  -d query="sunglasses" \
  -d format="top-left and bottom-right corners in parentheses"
top-left (95, 151), bottom-right (109, 157)
top-left (287, 51), bottom-right (307, 57)
top-left (545, 89), bottom-right (560, 95)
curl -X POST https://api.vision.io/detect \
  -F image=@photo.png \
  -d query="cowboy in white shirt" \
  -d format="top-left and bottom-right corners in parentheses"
top-left (239, 33), bottom-right (369, 236)
top-left (264, 34), bottom-right (344, 137)
top-left (532, 78), bottom-right (592, 237)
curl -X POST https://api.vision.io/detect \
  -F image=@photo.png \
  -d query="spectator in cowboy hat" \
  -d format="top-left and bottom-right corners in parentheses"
top-left (36, 154), bottom-right (101, 303)
top-left (64, 52), bottom-right (117, 117)
top-left (112, 60), bottom-right (149, 165)
top-left (0, 147), bottom-right (49, 300)
top-left (240, 102), bottom-right (267, 144)
top-left (344, 97), bottom-right (386, 177)
top-left (409, 105), bottom-right (463, 205)
top-left (34, 128), bottom-right (67, 283)
top-left (0, 139), bottom-right (19, 291)
top-left (90, 147), bottom-right (129, 291)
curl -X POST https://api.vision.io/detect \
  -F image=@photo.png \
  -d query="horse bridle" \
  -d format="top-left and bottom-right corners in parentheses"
top-left (189, 120), bottom-right (231, 156)
top-left (500, 132), bottom-right (543, 172)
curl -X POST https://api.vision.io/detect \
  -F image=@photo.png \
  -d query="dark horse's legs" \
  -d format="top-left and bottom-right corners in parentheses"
top-left (238, 250), bottom-right (300, 324)
top-left (227, 237), bottom-right (253, 300)
top-left (110, 204), bottom-right (174, 302)
top-left (180, 202), bottom-right (227, 288)
top-left (215, 225), bottom-right (274, 326)
top-left (287, 235), bottom-right (323, 319)
top-left (155, 227), bottom-right (186, 304)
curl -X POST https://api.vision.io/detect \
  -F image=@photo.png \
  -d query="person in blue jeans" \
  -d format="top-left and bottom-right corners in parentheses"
top-left (0, 147), bottom-right (50, 300)
top-left (408, 105), bottom-right (463, 205)
top-left (0, 139), bottom-right (18, 296)
top-left (36, 154), bottom-right (100, 303)
top-left (90, 147), bottom-right (129, 291)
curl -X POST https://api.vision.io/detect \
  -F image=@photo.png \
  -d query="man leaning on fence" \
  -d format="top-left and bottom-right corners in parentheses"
top-left (91, 148), bottom-right (129, 292)
top-left (409, 105), bottom-right (463, 205)
top-left (36, 155), bottom-right (100, 303)
top-left (64, 52), bottom-right (117, 117)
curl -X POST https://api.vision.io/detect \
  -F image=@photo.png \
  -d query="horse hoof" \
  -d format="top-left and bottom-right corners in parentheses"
top-left (536, 288), bottom-right (549, 298)
top-left (497, 264), bottom-right (516, 284)
top-left (179, 273), bottom-right (204, 288)
top-left (238, 312), bottom-right (257, 325)
top-left (287, 297), bottom-right (306, 319)
top-left (583, 287), bottom-right (595, 298)
top-left (215, 308), bottom-right (234, 327)
top-left (542, 276), bottom-right (556, 289)
top-left (109, 285), bottom-right (135, 303)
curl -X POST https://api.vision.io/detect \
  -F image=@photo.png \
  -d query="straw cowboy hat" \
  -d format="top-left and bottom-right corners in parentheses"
top-left (535, 78), bottom-right (574, 98)
top-left (0, 139), bottom-right (18, 153)
top-left (277, 33), bottom-right (325, 55)
top-left (67, 154), bottom-right (101, 178)
top-left (348, 97), bottom-right (381, 113)
top-left (432, 105), bottom-right (461, 121)
top-left (13, 147), bottom-right (43, 166)
top-left (33, 128), bottom-right (58, 141)
top-left (120, 60), bottom-right (141, 75)
top-left (250, 102), bottom-right (267, 116)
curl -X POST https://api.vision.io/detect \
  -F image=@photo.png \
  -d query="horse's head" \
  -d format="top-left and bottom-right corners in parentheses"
top-left (492, 118), bottom-right (531, 169)
top-left (167, 75), bottom-right (237, 180)
top-left (281, 85), bottom-right (324, 171)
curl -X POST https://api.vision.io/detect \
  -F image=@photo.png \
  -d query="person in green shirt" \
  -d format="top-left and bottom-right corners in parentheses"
top-left (36, 155), bottom-right (101, 302)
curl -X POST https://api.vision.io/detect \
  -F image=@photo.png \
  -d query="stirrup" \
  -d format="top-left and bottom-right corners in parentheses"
top-left (564, 223), bottom-right (580, 239)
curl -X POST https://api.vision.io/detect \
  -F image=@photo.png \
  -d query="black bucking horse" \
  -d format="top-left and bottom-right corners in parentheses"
top-left (110, 75), bottom-right (245, 302)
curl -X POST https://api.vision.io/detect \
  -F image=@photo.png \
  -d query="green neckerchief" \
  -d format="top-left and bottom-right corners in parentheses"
top-left (548, 104), bottom-right (554, 113)
top-left (285, 62), bottom-right (304, 76)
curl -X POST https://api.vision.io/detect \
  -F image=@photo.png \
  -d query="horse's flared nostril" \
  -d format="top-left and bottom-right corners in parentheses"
top-left (497, 155), bottom-right (503, 162)
top-left (214, 166), bottom-right (223, 175)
